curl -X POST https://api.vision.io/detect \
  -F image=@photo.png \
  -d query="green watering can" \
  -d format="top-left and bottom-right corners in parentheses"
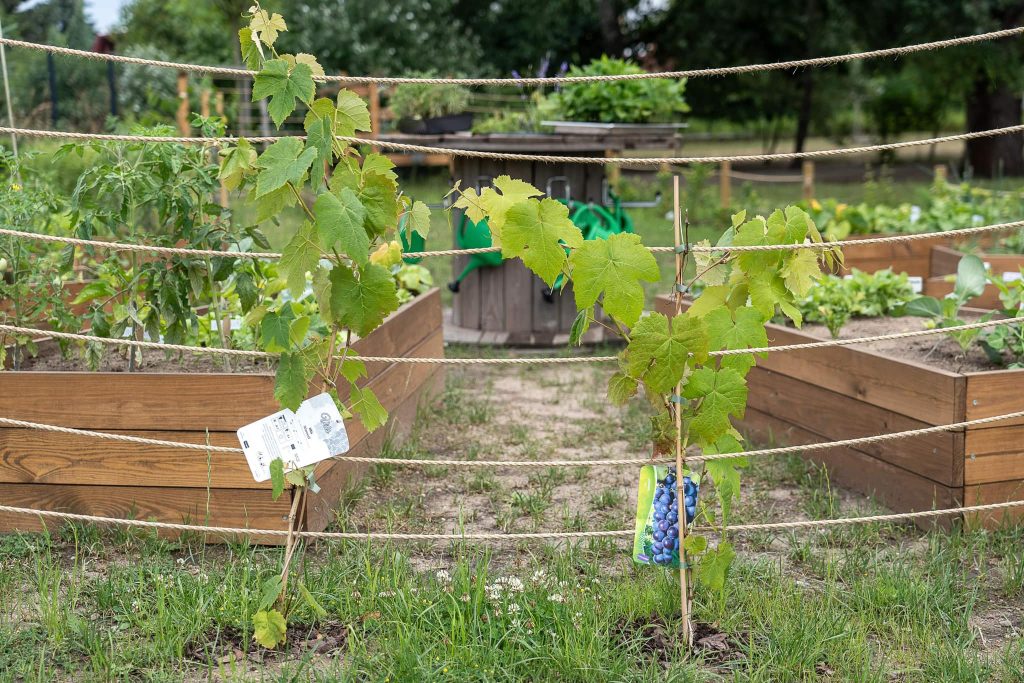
top-left (447, 212), bottom-right (503, 292)
top-left (398, 214), bottom-right (427, 264)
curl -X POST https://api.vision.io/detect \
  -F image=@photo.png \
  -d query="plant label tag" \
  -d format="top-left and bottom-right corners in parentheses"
top-left (1003, 271), bottom-right (1022, 282)
top-left (236, 393), bottom-right (349, 482)
top-left (908, 276), bottom-right (923, 293)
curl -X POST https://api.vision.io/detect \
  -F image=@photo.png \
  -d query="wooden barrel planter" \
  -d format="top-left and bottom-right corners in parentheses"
top-left (0, 289), bottom-right (445, 543)
top-left (657, 295), bottom-right (1024, 529)
top-left (386, 132), bottom-right (676, 345)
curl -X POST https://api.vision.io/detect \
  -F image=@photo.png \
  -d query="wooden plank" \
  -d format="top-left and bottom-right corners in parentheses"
top-left (746, 368), bottom-right (960, 486)
top-left (965, 424), bottom-right (1024, 485)
top-left (479, 261), bottom-right (505, 331)
top-left (929, 245), bottom-right (963, 277)
top-left (0, 329), bottom-right (444, 489)
top-left (924, 278), bottom-right (1004, 309)
top-left (930, 245), bottom-right (1024, 277)
top-left (0, 483), bottom-right (291, 543)
top-left (0, 289), bottom-right (442, 432)
top-left (963, 480), bottom-right (1024, 527)
top-left (656, 295), bottom-right (962, 424)
top-left (504, 260), bottom-right (533, 343)
top-left (965, 370), bottom-right (1024, 426)
top-left (741, 407), bottom-right (961, 529)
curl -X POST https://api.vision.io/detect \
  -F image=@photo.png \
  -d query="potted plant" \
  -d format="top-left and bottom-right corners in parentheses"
top-left (390, 75), bottom-right (473, 134)
top-left (539, 56), bottom-right (689, 135)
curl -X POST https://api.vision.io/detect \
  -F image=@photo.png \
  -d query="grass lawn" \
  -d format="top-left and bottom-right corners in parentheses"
top-left (2, 357), bottom-right (1023, 681)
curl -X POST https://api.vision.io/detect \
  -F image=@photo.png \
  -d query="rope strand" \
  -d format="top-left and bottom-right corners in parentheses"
top-left (4, 125), bottom-right (1024, 167)
top-left (1, 27), bottom-right (1021, 85)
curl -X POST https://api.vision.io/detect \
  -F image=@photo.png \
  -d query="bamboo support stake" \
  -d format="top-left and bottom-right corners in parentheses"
top-left (801, 160), bottom-right (815, 200)
top-left (672, 175), bottom-right (694, 648)
top-left (719, 160), bottom-right (732, 208)
top-left (277, 486), bottom-right (305, 609)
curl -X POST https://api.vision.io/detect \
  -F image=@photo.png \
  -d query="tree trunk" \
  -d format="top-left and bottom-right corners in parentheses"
top-left (965, 75), bottom-right (1024, 177)
top-left (791, 70), bottom-right (814, 168)
top-left (597, 0), bottom-right (624, 56)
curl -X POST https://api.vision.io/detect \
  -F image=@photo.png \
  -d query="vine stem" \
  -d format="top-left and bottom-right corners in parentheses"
top-left (277, 485), bottom-right (305, 611)
top-left (672, 175), bottom-right (693, 649)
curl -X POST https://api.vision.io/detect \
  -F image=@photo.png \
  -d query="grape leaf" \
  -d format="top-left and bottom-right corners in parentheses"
top-left (255, 137), bottom-right (316, 198)
top-left (731, 215), bottom-right (782, 274)
top-left (569, 232), bottom-right (660, 328)
top-left (686, 285), bottom-right (729, 318)
top-left (329, 263), bottom-right (400, 337)
top-left (407, 200), bottom-right (431, 238)
top-left (269, 458), bottom-right (285, 500)
top-left (278, 221), bottom-right (321, 297)
top-left (453, 176), bottom-right (542, 241)
top-left (625, 312), bottom-right (708, 395)
top-left (314, 189), bottom-right (368, 265)
top-left (252, 59), bottom-right (315, 128)
top-left (703, 306), bottom-right (769, 375)
top-left (607, 372), bottom-right (638, 405)
top-left (682, 367), bottom-right (747, 447)
top-left (747, 271), bottom-right (789, 319)
top-left (336, 90), bottom-right (372, 135)
top-left (260, 311), bottom-right (292, 352)
top-left (692, 239), bottom-right (728, 286)
top-left (254, 184), bottom-right (296, 222)
top-left (502, 198), bottom-right (583, 286)
top-left (285, 52), bottom-right (324, 78)
top-left (305, 116), bottom-right (333, 191)
top-left (568, 308), bottom-right (592, 346)
top-left (369, 241), bottom-right (402, 267)
top-left (358, 172), bottom-right (400, 237)
top-left (275, 351), bottom-right (309, 411)
top-left (219, 138), bottom-right (257, 191)
top-left (237, 28), bottom-right (262, 70)
top-left (252, 609), bottom-right (288, 649)
top-left (249, 9), bottom-right (287, 47)
top-left (258, 575), bottom-right (284, 611)
top-left (285, 469), bottom-right (307, 487)
top-left (703, 434), bottom-right (748, 524)
top-left (696, 541), bottom-right (735, 593)
top-left (780, 248), bottom-right (821, 297)
top-left (362, 153), bottom-right (397, 180)
top-left (451, 187), bottom-right (487, 225)
top-left (349, 384), bottom-right (388, 432)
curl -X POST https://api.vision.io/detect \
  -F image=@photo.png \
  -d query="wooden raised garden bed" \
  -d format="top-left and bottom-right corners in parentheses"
top-left (656, 295), bottom-right (1024, 529)
top-left (0, 289), bottom-right (445, 543)
top-left (923, 244), bottom-right (1023, 309)
top-left (840, 233), bottom-right (999, 278)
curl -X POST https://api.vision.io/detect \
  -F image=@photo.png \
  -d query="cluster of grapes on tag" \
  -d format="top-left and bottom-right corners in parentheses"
top-left (650, 468), bottom-right (698, 566)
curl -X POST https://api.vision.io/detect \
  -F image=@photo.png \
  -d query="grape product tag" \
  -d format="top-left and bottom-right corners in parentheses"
top-left (908, 276), bottom-right (923, 294)
top-left (632, 464), bottom-right (694, 569)
top-left (236, 393), bottom-right (349, 482)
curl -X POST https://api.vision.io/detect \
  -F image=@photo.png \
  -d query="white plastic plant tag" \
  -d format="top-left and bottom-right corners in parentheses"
top-left (908, 276), bottom-right (923, 293)
top-left (236, 393), bottom-right (349, 482)
top-left (1003, 271), bottom-right (1022, 282)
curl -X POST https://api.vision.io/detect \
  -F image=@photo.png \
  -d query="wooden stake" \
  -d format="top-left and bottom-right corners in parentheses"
top-left (672, 175), bottom-right (694, 649)
top-left (215, 91), bottom-right (229, 208)
top-left (801, 160), bottom-right (815, 201)
top-left (719, 160), bottom-right (732, 209)
top-left (277, 486), bottom-right (305, 610)
top-left (175, 72), bottom-right (190, 136)
top-left (368, 82), bottom-right (381, 139)
top-left (934, 164), bottom-right (948, 184)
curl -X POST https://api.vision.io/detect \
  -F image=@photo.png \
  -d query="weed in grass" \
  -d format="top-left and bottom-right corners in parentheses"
top-left (466, 470), bottom-right (499, 493)
top-left (509, 491), bottom-right (550, 519)
top-left (590, 487), bottom-right (626, 511)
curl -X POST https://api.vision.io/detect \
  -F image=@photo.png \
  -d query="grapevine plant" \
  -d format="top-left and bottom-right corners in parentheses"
top-left (227, 4), bottom-right (841, 647)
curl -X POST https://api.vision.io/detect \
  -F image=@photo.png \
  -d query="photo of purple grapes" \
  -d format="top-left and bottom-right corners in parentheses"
top-left (647, 467), bottom-right (698, 566)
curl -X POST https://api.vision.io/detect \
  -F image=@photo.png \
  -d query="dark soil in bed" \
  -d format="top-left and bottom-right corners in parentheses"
top-left (8, 338), bottom-right (275, 374)
top-left (798, 313), bottom-right (1003, 373)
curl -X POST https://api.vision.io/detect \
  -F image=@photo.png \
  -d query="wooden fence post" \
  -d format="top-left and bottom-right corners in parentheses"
top-left (199, 88), bottom-right (211, 119)
top-left (176, 72), bottom-right (190, 136)
top-left (934, 164), bottom-right (948, 184)
top-left (801, 160), bottom-right (815, 201)
top-left (215, 90), bottom-right (229, 208)
top-left (719, 160), bottom-right (732, 209)
top-left (369, 82), bottom-right (380, 138)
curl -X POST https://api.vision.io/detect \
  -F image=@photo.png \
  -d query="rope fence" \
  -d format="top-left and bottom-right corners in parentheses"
top-left (0, 317), bottom-right (1015, 366)
top-left (4, 124), bottom-right (1024, 167)
top-left (1, 407), bottom-right (1022, 468)
top-left (2, 498), bottom-right (1022, 541)
top-left (1, 27), bottom-right (1021, 85)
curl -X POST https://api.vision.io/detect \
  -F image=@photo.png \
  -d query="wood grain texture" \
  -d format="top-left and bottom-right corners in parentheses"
top-left (965, 371), bottom-right (1024, 426)
top-left (962, 480), bottom-right (1024, 527)
top-left (924, 278), bottom-right (1004, 309)
top-left (742, 407), bottom-right (961, 530)
top-left (965, 425), bottom-right (1024, 485)
top-left (746, 368), bottom-right (961, 486)
top-left (930, 245), bottom-right (1024, 277)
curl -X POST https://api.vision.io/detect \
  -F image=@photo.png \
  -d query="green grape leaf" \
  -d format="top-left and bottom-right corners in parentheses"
top-left (362, 153), bottom-right (397, 180)
top-left (703, 306), bottom-right (769, 375)
top-left (453, 176), bottom-right (542, 241)
top-left (249, 9), bottom-right (287, 47)
top-left (269, 458), bottom-right (285, 500)
top-left (692, 239), bottom-right (728, 286)
top-left (252, 609), bottom-right (288, 649)
top-left (502, 198), bottom-right (583, 286)
top-left (238, 28), bottom-right (262, 70)
top-left (569, 232), bottom-right (660, 327)
top-left (747, 271), bottom-right (789, 319)
top-left (340, 356), bottom-right (367, 382)
top-left (625, 312), bottom-right (709, 395)
top-left (306, 116), bottom-right (333, 190)
top-left (235, 271), bottom-right (258, 313)
top-left (252, 59), bottom-right (315, 128)
top-left (260, 311), bottom-right (292, 352)
top-left (686, 285), bottom-right (729, 318)
top-left (275, 351), bottom-right (310, 411)
top-left (258, 575), bottom-right (284, 611)
top-left (607, 371), bottom-right (638, 405)
top-left (329, 264), bottom-right (400, 337)
top-left (349, 384), bottom-right (388, 432)
top-left (358, 172), bottom-right (401, 237)
top-left (696, 541), bottom-right (735, 594)
top-left (780, 249), bottom-right (821, 297)
top-left (219, 138), bottom-right (258, 191)
top-left (336, 89), bottom-right (372, 135)
top-left (451, 187), bottom-right (487, 225)
top-left (703, 434), bottom-right (748, 524)
top-left (311, 266), bottom-right (334, 325)
top-left (731, 215), bottom-right (782, 274)
top-left (682, 367), bottom-right (747, 447)
top-left (255, 137), bottom-right (317, 198)
top-left (314, 189), bottom-right (368, 265)
top-left (285, 469), bottom-right (307, 487)
top-left (683, 534), bottom-right (708, 555)
top-left (288, 315), bottom-right (310, 347)
top-left (407, 200), bottom-right (431, 238)
top-left (278, 221), bottom-right (321, 297)
top-left (568, 307), bottom-right (592, 346)
top-left (254, 184), bottom-right (296, 222)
